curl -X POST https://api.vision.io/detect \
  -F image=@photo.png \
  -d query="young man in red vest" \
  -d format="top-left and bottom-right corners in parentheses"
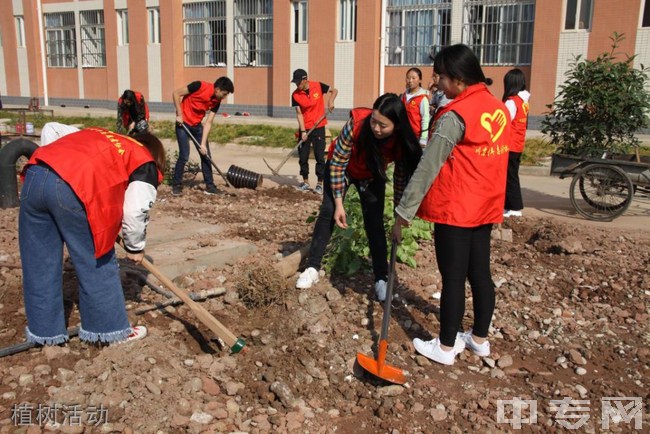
top-left (291, 69), bottom-right (338, 194)
top-left (172, 76), bottom-right (234, 196)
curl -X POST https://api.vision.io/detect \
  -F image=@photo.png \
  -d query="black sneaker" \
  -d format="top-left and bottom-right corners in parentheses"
top-left (204, 185), bottom-right (224, 196)
top-left (171, 185), bottom-right (182, 196)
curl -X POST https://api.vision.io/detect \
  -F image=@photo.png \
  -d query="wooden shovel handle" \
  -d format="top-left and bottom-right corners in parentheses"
top-left (117, 239), bottom-right (246, 353)
top-left (139, 258), bottom-right (244, 351)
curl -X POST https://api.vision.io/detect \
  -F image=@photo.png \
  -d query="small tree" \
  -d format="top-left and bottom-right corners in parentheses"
top-left (542, 33), bottom-right (650, 157)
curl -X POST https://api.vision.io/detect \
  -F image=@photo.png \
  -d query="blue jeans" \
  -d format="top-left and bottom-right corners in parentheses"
top-left (19, 165), bottom-right (131, 344)
top-left (173, 123), bottom-right (215, 188)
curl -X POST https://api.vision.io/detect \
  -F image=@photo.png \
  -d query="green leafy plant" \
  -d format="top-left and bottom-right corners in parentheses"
top-left (315, 166), bottom-right (433, 276)
top-left (541, 33), bottom-right (650, 158)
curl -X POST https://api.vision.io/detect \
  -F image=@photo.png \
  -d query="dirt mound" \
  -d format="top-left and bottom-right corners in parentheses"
top-left (1, 187), bottom-right (649, 433)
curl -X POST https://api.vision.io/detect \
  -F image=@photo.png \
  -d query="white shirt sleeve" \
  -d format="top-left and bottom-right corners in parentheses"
top-left (505, 99), bottom-right (517, 121)
top-left (121, 181), bottom-right (157, 252)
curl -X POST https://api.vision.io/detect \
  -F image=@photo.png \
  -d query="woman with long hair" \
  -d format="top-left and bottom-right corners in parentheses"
top-left (296, 93), bottom-right (422, 301)
top-left (117, 89), bottom-right (150, 134)
top-left (502, 68), bottom-right (530, 217)
top-left (393, 44), bottom-right (510, 365)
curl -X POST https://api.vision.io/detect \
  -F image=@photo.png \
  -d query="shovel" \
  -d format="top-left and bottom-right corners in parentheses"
top-left (263, 113), bottom-right (327, 176)
top-left (356, 240), bottom-right (406, 384)
top-left (179, 122), bottom-right (231, 187)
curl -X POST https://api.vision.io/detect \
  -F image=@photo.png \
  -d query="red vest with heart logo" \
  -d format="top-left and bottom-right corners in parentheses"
top-left (327, 108), bottom-right (398, 180)
top-left (401, 92), bottom-right (428, 138)
top-left (507, 94), bottom-right (528, 153)
top-left (417, 83), bottom-right (509, 226)
top-left (292, 81), bottom-right (328, 130)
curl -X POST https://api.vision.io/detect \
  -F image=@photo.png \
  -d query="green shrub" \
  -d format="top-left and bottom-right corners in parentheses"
top-left (541, 33), bottom-right (650, 157)
top-left (314, 166), bottom-right (433, 276)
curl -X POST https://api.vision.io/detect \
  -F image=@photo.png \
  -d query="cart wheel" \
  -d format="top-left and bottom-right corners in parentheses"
top-left (569, 163), bottom-right (633, 221)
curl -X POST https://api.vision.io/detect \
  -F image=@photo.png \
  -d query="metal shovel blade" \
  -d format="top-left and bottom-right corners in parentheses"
top-left (356, 340), bottom-right (406, 385)
top-left (356, 240), bottom-right (406, 385)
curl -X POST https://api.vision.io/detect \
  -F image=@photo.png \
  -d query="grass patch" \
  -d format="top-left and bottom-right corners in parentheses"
top-left (1, 110), bottom-right (637, 163)
top-left (522, 137), bottom-right (650, 166)
top-left (522, 138), bottom-right (557, 166)
top-left (0, 110), bottom-right (321, 149)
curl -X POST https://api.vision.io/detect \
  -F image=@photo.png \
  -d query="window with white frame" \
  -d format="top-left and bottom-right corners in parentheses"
top-left (234, 0), bottom-right (273, 66)
top-left (15, 16), bottom-right (26, 48)
top-left (564, 0), bottom-right (592, 30)
top-left (117, 9), bottom-right (129, 46)
top-left (80, 10), bottom-right (106, 67)
top-left (148, 7), bottom-right (161, 44)
top-left (642, 0), bottom-right (649, 27)
top-left (293, 1), bottom-right (308, 43)
top-left (387, 0), bottom-right (451, 65)
top-left (339, 0), bottom-right (356, 41)
top-left (44, 12), bottom-right (76, 68)
top-left (184, 1), bottom-right (226, 66)
top-left (463, 0), bottom-right (535, 66)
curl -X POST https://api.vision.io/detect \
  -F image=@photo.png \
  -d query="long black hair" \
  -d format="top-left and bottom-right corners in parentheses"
top-left (433, 44), bottom-right (492, 86)
top-left (502, 68), bottom-right (527, 102)
top-left (356, 93), bottom-right (422, 181)
top-left (118, 89), bottom-right (147, 124)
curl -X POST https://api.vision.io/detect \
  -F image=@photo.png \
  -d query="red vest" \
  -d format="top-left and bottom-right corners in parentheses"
top-left (401, 93), bottom-right (428, 138)
top-left (292, 81), bottom-right (328, 129)
top-left (181, 82), bottom-right (220, 126)
top-left (118, 91), bottom-right (149, 128)
top-left (507, 95), bottom-right (528, 153)
top-left (25, 128), bottom-right (162, 258)
top-left (327, 108), bottom-right (397, 180)
top-left (417, 84), bottom-right (509, 227)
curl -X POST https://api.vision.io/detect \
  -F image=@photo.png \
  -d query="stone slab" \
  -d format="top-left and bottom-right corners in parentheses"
top-left (143, 215), bottom-right (256, 279)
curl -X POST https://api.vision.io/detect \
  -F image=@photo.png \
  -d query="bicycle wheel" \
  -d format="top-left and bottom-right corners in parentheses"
top-left (569, 164), bottom-right (633, 221)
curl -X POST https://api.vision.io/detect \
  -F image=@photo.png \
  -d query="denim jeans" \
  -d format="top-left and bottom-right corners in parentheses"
top-left (173, 122), bottom-right (215, 188)
top-left (306, 163), bottom-right (388, 282)
top-left (19, 165), bottom-right (131, 344)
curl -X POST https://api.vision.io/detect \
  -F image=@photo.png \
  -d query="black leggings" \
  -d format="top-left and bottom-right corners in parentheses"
top-left (434, 223), bottom-right (495, 347)
top-left (306, 164), bottom-right (388, 282)
top-left (504, 151), bottom-right (523, 211)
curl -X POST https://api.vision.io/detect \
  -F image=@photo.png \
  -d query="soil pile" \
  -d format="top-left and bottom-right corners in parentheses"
top-left (1, 184), bottom-right (648, 433)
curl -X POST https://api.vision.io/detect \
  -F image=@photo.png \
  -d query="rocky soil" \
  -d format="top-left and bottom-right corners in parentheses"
top-left (0, 182), bottom-right (649, 433)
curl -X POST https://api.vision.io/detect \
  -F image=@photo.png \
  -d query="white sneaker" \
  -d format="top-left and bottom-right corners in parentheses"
top-left (458, 330), bottom-right (490, 357)
top-left (296, 267), bottom-right (319, 289)
top-left (413, 337), bottom-right (465, 366)
top-left (375, 280), bottom-right (387, 301)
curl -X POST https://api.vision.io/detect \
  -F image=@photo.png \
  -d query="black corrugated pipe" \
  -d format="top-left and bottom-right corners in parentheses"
top-left (0, 138), bottom-right (38, 208)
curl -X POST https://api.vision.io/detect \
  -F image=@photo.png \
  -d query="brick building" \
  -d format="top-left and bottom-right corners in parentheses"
top-left (0, 0), bottom-right (649, 121)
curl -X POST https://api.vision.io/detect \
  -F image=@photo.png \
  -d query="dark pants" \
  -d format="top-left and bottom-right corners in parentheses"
top-left (173, 123), bottom-right (215, 188)
top-left (504, 151), bottom-right (523, 211)
top-left (306, 164), bottom-right (388, 282)
top-left (298, 127), bottom-right (326, 182)
top-left (434, 223), bottom-right (495, 347)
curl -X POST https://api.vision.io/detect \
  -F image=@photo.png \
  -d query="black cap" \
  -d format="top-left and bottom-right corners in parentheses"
top-left (291, 69), bottom-right (307, 84)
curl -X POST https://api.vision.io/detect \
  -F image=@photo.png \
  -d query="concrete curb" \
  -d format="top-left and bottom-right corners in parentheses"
top-left (520, 165), bottom-right (551, 177)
